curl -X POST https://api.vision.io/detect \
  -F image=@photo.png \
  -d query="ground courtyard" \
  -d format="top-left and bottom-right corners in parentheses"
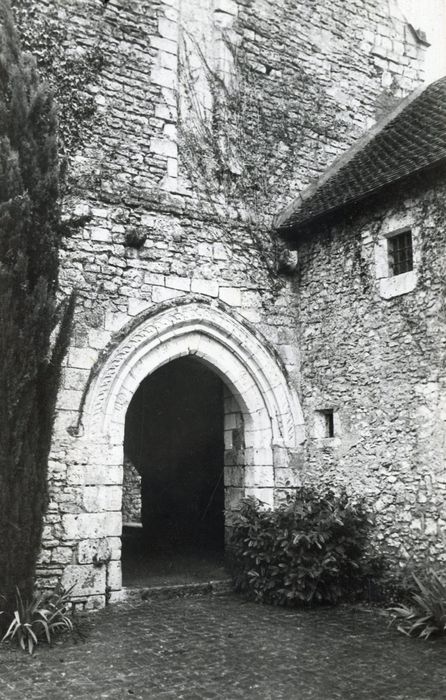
top-left (1, 592), bottom-right (445, 699)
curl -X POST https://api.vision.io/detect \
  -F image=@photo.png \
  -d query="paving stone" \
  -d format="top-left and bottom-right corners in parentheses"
top-left (1, 595), bottom-right (446, 699)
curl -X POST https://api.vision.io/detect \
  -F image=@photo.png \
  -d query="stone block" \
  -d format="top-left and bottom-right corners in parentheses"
top-left (241, 290), bottom-right (261, 307)
top-left (104, 311), bottom-right (129, 333)
top-left (150, 137), bottom-right (177, 159)
top-left (379, 270), bottom-right (417, 299)
top-left (219, 287), bottom-right (241, 306)
top-left (158, 17), bottom-right (177, 41)
top-left (83, 485), bottom-right (122, 512)
top-left (83, 463), bottom-right (123, 486)
top-left (62, 512), bottom-right (121, 540)
top-left (167, 157), bottom-right (178, 178)
top-left (155, 103), bottom-right (176, 121)
top-left (77, 538), bottom-right (112, 565)
top-left (128, 298), bottom-right (151, 316)
top-left (239, 308), bottom-right (261, 324)
top-left (224, 466), bottom-right (244, 487)
top-left (68, 347), bottom-right (99, 370)
top-left (66, 464), bottom-right (86, 486)
top-left (224, 412), bottom-right (238, 430)
top-left (151, 67), bottom-right (176, 90)
top-left (158, 50), bottom-right (177, 71)
top-left (109, 536), bottom-right (122, 561)
top-left (150, 36), bottom-right (177, 55)
top-left (197, 243), bottom-right (212, 257)
top-left (91, 227), bottom-right (112, 242)
top-left (214, 0), bottom-right (238, 15)
top-left (51, 547), bottom-right (74, 566)
top-left (279, 344), bottom-right (298, 365)
top-left (37, 549), bottom-right (52, 565)
top-left (273, 446), bottom-right (290, 469)
top-left (63, 368), bottom-right (89, 391)
top-left (165, 275), bottom-right (190, 292)
top-left (107, 560), bottom-right (122, 591)
top-left (163, 123), bottom-right (177, 140)
top-left (88, 329), bottom-right (112, 350)
top-left (213, 242), bottom-right (228, 260)
top-left (152, 286), bottom-right (183, 303)
top-left (191, 278), bottom-right (218, 297)
top-left (245, 466), bottom-right (274, 488)
top-left (62, 564), bottom-right (106, 598)
top-left (161, 86), bottom-right (176, 107)
top-left (245, 487), bottom-right (274, 508)
top-left (84, 594), bottom-right (106, 610)
top-left (52, 411), bottom-right (79, 440)
top-left (160, 175), bottom-right (178, 193)
top-left (144, 271), bottom-right (165, 285)
top-left (58, 389), bottom-right (83, 411)
top-left (224, 487), bottom-right (244, 511)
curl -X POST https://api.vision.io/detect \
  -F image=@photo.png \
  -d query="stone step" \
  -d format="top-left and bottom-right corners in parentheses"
top-left (121, 578), bottom-right (232, 602)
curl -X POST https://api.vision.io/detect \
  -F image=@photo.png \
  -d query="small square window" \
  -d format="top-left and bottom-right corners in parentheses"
top-left (323, 410), bottom-right (334, 438)
top-left (388, 230), bottom-right (413, 276)
top-left (314, 409), bottom-right (335, 439)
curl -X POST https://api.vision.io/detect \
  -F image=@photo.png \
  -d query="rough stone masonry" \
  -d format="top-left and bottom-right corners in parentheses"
top-left (13, 0), bottom-right (430, 606)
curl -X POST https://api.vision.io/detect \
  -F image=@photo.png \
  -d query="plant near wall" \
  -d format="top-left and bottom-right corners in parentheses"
top-left (389, 571), bottom-right (446, 640)
top-left (12, 0), bottom-right (105, 161)
top-left (178, 29), bottom-right (331, 280)
top-left (1, 585), bottom-right (74, 654)
top-left (0, 0), bottom-right (74, 615)
top-left (229, 488), bottom-right (372, 606)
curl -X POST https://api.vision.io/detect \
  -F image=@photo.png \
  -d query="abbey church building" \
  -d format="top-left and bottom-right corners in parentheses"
top-left (18, 0), bottom-right (446, 607)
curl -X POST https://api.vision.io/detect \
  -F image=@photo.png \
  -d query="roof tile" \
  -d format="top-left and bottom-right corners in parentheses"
top-left (275, 76), bottom-right (446, 237)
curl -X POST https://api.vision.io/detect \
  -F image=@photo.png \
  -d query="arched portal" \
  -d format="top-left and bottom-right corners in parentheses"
top-left (75, 301), bottom-right (304, 600)
top-left (122, 356), bottom-right (227, 584)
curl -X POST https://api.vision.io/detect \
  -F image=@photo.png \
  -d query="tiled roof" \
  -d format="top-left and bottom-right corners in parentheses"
top-left (275, 76), bottom-right (446, 238)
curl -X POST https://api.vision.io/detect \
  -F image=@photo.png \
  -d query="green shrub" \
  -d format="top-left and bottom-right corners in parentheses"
top-left (389, 571), bottom-right (446, 639)
top-left (229, 488), bottom-right (372, 607)
top-left (1, 585), bottom-right (74, 654)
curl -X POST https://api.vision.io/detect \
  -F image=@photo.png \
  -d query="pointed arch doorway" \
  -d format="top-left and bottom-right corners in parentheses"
top-left (78, 300), bottom-right (304, 599)
top-left (122, 356), bottom-right (228, 585)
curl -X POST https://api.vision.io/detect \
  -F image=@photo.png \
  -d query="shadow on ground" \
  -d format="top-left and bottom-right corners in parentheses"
top-left (1, 593), bottom-right (446, 699)
top-left (121, 526), bottom-right (227, 588)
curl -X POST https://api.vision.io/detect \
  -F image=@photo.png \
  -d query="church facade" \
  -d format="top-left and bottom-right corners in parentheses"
top-left (16, 0), bottom-right (445, 607)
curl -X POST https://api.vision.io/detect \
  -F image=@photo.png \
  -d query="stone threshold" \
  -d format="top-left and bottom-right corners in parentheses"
top-left (120, 579), bottom-right (232, 602)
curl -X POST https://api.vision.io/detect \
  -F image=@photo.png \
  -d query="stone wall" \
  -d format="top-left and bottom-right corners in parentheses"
top-left (122, 458), bottom-right (141, 526)
top-left (294, 172), bottom-right (446, 573)
top-left (11, 0), bottom-right (427, 604)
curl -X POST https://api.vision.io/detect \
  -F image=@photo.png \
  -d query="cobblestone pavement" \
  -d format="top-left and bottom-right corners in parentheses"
top-left (1, 593), bottom-right (445, 699)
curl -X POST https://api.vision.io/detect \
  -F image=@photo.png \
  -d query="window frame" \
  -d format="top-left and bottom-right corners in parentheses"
top-left (313, 408), bottom-right (339, 443)
top-left (387, 228), bottom-right (414, 277)
top-left (374, 213), bottom-right (419, 299)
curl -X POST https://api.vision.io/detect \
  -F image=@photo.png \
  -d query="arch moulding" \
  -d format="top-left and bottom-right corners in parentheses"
top-left (81, 301), bottom-right (305, 504)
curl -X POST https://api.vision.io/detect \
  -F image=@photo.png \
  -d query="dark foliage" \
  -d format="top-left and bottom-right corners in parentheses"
top-left (0, 584), bottom-right (74, 654)
top-left (0, 0), bottom-right (73, 611)
top-left (12, 0), bottom-right (105, 160)
top-left (389, 570), bottom-right (446, 640)
top-left (229, 488), bottom-right (373, 607)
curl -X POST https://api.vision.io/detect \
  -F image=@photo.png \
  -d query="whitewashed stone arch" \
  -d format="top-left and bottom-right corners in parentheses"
top-left (82, 301), bottom-right (304, 506)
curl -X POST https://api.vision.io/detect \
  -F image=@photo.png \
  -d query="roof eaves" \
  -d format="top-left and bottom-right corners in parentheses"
top-left (274, 81), bottom-right (430, 233)
top-left (278, 155), bottom-right (446, 241)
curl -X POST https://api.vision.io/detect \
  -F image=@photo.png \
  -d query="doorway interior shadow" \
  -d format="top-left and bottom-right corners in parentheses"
top-left (121, 356), bottom-right (228, 588)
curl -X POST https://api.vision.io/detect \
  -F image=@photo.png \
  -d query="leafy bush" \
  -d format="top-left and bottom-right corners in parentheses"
top-left (1, 585), bottom-right (74, 654)
top-left (389, 571), bottom-right (446, 639)
top-left (229, 488), bottom-right (372, 607)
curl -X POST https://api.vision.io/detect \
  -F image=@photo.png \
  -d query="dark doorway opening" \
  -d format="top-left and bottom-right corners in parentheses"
top-left (122, 356), bottom-right (226, 587)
